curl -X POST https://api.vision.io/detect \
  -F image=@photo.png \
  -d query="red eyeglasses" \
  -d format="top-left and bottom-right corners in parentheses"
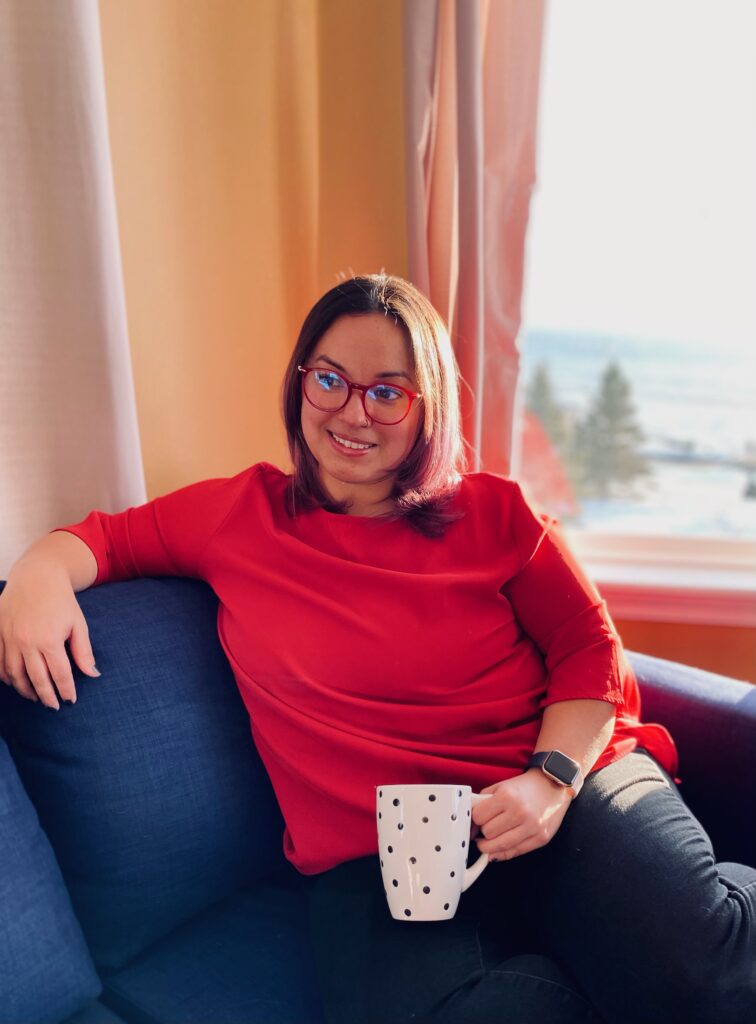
top-left (298, 366), bottom-right (421, 425)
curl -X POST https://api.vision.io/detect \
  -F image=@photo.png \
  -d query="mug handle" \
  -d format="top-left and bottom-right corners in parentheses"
top-left (461, 793), bottom-right (493, 893)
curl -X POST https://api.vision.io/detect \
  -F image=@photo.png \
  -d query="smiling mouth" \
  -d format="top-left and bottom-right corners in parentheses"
top-left (328, 431), bottom-right (377, 451)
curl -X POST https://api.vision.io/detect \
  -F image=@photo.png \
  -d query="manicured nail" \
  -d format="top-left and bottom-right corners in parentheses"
top-left (47, 705), bottom-right (60, 712)
top-left (64, 699), bottom-right (76, 705)
top-left (91, 664), bottom-right (101, 677)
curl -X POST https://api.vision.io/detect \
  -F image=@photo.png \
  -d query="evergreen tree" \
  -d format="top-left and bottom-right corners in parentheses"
top-left (526, 362), bottom-right (568, 451)
top-left (572, 361), bottom-right (649, 498)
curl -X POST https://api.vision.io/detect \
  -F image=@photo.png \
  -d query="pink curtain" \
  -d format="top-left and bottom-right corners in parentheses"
top-left (404, 0), bottom-right (546, 474)
top-left (0, 0), bottom-right (145, 576)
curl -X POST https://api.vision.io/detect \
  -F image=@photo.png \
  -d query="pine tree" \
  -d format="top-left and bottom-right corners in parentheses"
top-left (526, 362), bottom-right (568, 451)
top-left (572, 361), bottom-right (649, 498)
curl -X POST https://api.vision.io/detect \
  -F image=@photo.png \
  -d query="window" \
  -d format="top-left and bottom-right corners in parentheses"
top-left (517, 0), bottom-right (756, 625)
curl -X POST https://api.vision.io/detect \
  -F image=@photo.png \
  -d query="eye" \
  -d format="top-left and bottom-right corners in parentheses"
top-left (369, 384), bottom-right (405, 403)
top-left (313, 370), bottom-right (347, 392)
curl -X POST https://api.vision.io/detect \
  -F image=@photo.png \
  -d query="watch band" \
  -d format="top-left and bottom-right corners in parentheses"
top-left (527, 750), bottom-right (584, 796)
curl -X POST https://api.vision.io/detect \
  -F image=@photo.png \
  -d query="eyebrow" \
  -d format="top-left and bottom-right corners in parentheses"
top-left (315, 354), bottom-right (413, 382)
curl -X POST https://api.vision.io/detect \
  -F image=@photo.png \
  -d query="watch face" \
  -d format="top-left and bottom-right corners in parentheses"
top-left (544, 750), bottom-right (580, 786)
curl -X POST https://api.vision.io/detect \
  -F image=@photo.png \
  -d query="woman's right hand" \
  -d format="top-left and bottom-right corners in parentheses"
top-left (0, 566), bottom-right (100, 710)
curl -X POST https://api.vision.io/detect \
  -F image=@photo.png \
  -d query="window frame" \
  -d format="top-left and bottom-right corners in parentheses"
top-left (568, 529), bottom-right (756, 627)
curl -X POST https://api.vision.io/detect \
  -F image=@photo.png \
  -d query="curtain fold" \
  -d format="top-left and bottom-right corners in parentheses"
top-left (0, 0), bottom-right (144, 576)
top-left (404, 0), bottom-right (546, 474)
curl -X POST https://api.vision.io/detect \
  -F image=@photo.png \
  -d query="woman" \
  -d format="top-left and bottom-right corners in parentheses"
top-left (1, 274), bottom-right (754, 1024)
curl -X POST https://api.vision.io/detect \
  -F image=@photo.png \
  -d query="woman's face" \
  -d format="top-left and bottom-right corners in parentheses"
top-left (300, 313), bottom-right (423, 515)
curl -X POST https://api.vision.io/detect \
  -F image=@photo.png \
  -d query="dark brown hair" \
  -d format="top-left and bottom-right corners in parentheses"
top-left (281, 273), bottom-right (468, 537)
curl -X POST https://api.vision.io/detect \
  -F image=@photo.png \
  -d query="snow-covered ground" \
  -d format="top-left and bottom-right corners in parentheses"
top-left (521, 330), bottom-right (756, 539)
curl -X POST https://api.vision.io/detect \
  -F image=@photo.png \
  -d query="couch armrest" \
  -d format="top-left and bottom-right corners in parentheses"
top-left (627, 650), bottom-right (756, 867)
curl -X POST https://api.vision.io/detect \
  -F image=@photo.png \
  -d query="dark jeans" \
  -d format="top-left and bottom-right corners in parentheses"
top-left (302, 751), bottom-right (756, 1024)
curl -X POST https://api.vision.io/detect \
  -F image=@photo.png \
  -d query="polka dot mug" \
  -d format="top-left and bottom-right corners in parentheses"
top-left (376, 784), bottom-right (493, 921)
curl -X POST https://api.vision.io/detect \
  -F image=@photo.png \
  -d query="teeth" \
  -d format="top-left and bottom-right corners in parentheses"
top-left (332, 433), bottom-right (373, 450)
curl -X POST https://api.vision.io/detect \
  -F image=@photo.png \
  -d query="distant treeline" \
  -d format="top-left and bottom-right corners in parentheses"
top-left (526, 360), bottom-right (649, 500)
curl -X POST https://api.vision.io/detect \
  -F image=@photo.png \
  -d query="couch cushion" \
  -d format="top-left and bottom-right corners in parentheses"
top-left (7, 578), bottom-right (287, 974)
top-left (629, 650), bottom-right (756, 866)
top-left (100, 866), bottom-right (324, 1024)
top-left (0, 736), bottom-right (101, 1024)
top-left (62, 1001), bottom-right (129, 1024)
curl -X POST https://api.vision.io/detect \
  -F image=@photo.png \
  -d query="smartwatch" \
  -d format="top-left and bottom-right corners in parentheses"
top-left (527, 750), bottom-right (584, 796)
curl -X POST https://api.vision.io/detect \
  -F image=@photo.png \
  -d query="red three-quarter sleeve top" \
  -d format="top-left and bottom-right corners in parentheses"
top-left (54, 462), bottom-right (678, 875)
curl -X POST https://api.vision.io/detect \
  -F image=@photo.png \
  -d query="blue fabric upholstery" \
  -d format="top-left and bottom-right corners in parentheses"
top-left (0, 736), bottom-right (101, 1024)
top-left (627, 651), bottom-right (756, 867)
top-left (99, 869), bottom-right (324, 1024)
top-left (6, 578), bottom-right (287, 974)
top-left (1, 576), bottom-right (753, 1024)
top-left (62, 1002), bottom-right (129, 1024)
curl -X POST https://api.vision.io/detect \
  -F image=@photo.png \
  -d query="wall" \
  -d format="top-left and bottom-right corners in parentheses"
top-left (615, 618), bottom-right (755, 684)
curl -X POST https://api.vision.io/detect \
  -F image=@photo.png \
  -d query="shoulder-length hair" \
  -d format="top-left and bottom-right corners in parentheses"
top-left (280, 273), bottom-right (468, 538)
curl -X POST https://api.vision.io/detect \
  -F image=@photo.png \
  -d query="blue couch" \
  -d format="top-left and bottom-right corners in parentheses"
top-left (0, 576), bottom-right (754, 1024)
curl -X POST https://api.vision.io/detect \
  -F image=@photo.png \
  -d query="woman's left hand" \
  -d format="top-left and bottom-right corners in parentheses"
top-left (471, 770), bottom-right (574, 862)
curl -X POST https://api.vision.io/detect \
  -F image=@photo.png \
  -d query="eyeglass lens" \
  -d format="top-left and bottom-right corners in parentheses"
top-left (305, 369), bottom-right (410, 424)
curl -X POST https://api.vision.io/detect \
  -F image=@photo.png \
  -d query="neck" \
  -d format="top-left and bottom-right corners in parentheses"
top-left (324, 485), bottom-right (395, 518)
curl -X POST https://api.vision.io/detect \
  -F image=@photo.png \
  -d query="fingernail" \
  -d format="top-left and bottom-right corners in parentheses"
top-left (47, 705), bottom-right (60, 712)
top-left (64, 699), bottom-right (75, 705)
top-left (91, 664), bottom-right (101, 677)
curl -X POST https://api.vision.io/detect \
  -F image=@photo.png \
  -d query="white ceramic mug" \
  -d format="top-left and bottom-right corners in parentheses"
top-left (376, 783), bottom-right (492, 921)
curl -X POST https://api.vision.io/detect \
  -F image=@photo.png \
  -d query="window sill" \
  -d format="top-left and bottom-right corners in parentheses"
top-left (568, 531), bottom-right (756, 627)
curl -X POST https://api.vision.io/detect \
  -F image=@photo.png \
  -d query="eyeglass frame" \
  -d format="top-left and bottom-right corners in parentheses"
top-left (297, 365), bottom-right (422, 425)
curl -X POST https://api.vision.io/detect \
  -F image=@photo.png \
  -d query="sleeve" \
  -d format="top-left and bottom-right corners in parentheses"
top-left (51, 470), bottom-right (252, 586)
top-left (501, 482), bottom-right (627, 708)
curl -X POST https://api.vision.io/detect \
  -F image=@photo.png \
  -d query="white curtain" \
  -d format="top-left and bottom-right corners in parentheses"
top-left (0, 0), bottom-right (144, 577)
top-left (404, 0), bottom-right (546, 475)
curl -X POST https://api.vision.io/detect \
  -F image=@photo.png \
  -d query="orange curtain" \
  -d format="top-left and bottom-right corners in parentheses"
top-left (96, 0), bottom-right (408, 502)
top-left (404, 0), bottom-right (546, 474)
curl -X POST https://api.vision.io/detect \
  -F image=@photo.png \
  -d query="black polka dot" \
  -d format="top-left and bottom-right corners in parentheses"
top-left (398, 823), bottom-right (404, 830)
top-left (422, 817), bottom-right (429, 823)
top-left (380, 859), bottom-right (384, 867)
top-left (444, 903), bottom-right (450, 910)
top-left (423, 886), bottom-right (431, 894)
top-left (404, 909), bottom-right (412, 917)
top-left (392, 879), bottom-right (398, 887)
top-left (388, 846), bottom-right (393, 853)
top-left (435, 845), bottom-right (441, 852)
top-left (378, 812), bottom-right (382, 819)
top-left (451, 814), bottom-right (457, 821)
top-left (410, 857), bottom-right (417, 864)
top-left (379, 790), bottom-right (383, 798)
top-left (462, 840), bottom-right (466, 848)
top-left (450, 871), bottom-right (455, 877)
top-left (429, 794), bottom-right (436, 802)
top-left (393, 798), bottom-right (400, 806)
top-left (467, 810), bottom-right (470, 817)
top-left (458, 790), bottom-right (462, 797)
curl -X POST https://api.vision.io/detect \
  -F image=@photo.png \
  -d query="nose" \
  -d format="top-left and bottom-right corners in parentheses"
top-left (339, 386), bottom-right (371, 426)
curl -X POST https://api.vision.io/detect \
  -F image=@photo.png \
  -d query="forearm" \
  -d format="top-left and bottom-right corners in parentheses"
top-left (8, 531), bottom-right (98, 593)
top-left (533, 698), bottom-right (616, 778)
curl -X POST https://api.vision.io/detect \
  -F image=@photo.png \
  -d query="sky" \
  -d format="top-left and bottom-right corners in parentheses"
top-left (521, 0), bottom-right (756, 356)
